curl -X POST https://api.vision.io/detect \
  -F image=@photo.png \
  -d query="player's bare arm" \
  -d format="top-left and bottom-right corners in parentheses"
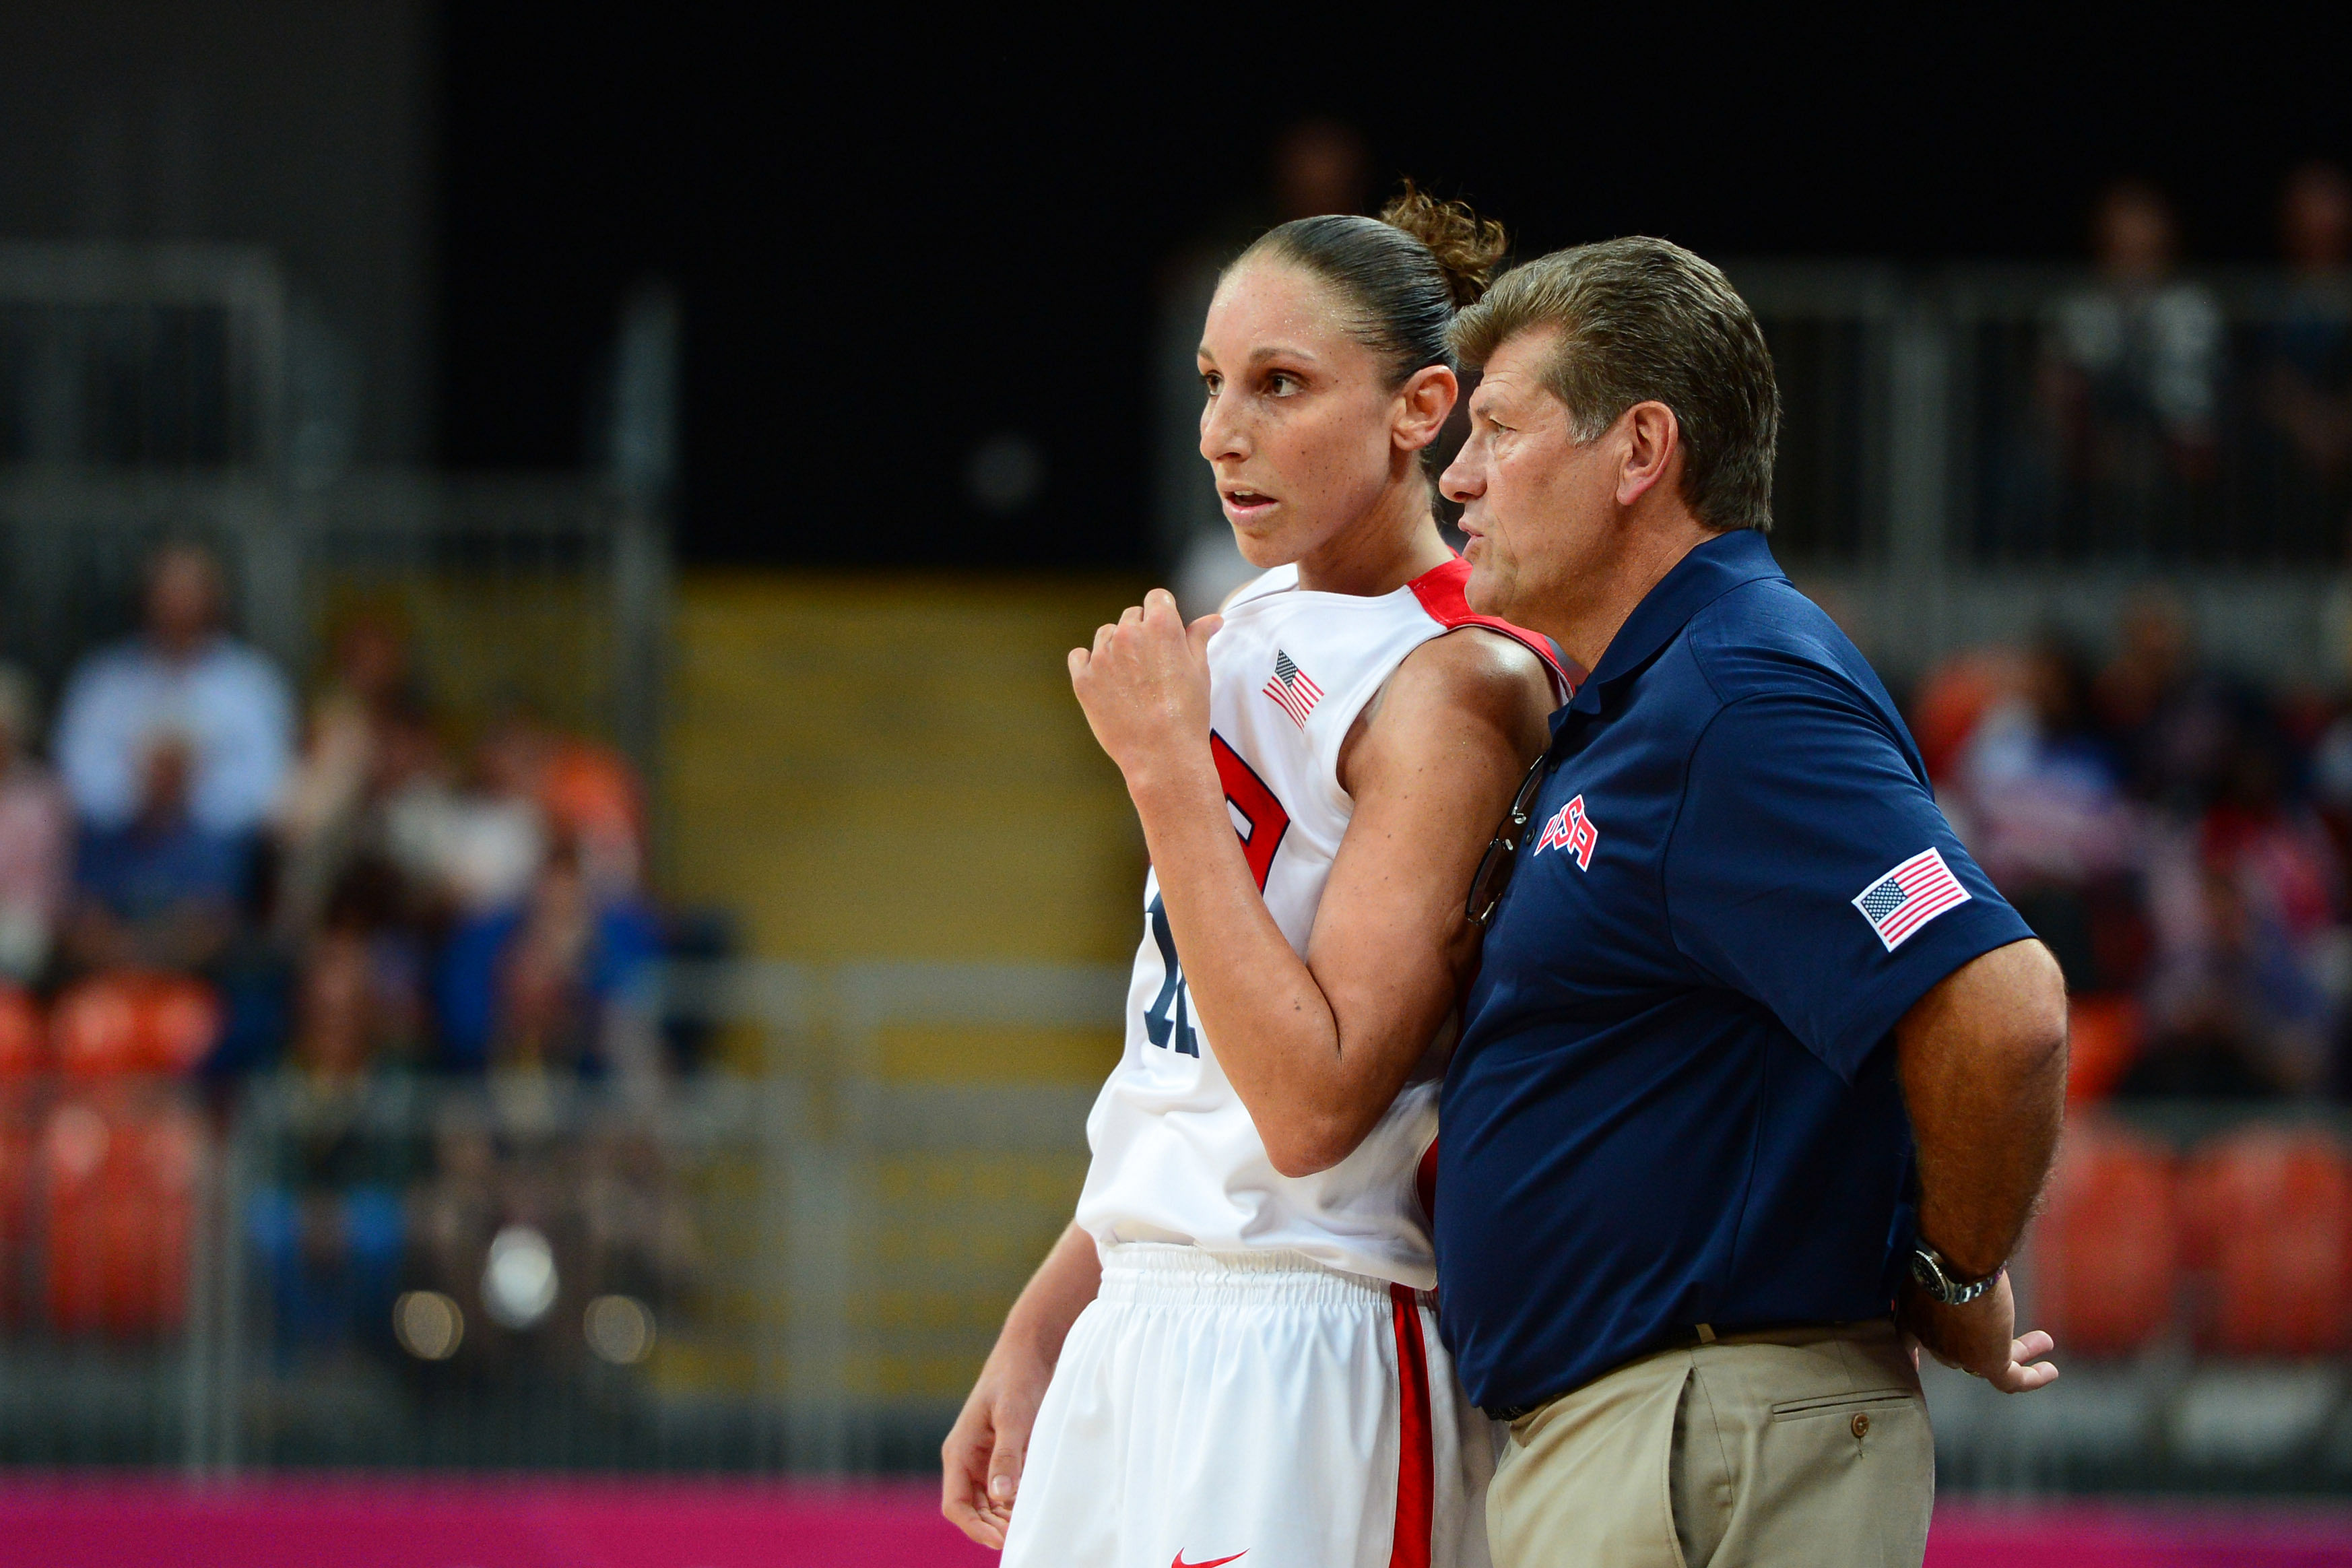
top-left (941, 1222), bottom-right (1102, 1548)
top-left (1070, 587), bottom-right (1553, 1175)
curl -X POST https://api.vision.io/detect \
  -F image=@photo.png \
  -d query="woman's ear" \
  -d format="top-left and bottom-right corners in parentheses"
top-left (1393, 364), bottom-right (1459, 453)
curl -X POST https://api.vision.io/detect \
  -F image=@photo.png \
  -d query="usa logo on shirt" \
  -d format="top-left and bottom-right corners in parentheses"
top-left (1852, 847), bottom-right (1970, 952)
top-left (1533, 793), bottom-right (1598, 871)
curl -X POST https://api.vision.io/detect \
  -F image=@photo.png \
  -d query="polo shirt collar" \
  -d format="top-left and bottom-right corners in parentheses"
top-left (1565, 528), bottom-right (1785, 717)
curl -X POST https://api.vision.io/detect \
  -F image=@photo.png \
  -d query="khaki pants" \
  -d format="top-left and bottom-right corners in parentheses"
top-left (1487, 1320), bottom-right (1932, 1568)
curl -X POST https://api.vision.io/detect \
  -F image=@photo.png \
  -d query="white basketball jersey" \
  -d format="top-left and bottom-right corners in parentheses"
top-left (1074, 558), bottom-right (1567, 1289)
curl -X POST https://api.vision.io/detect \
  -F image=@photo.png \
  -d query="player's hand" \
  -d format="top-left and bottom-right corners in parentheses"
top-left (1069, 589), bottom-right (1221, 796)
top-left (1897, 1270), bottom-right (2058, 1394)
top-left (942, 1340), bottom-right (1055, 1549)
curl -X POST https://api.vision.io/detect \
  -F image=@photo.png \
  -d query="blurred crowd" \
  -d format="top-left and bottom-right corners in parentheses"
top-left (2020, 162), bottom-right (2352, 556)
top-left (0, 540), bottom-right (707, 1359)
top-left (0, 539), bottom-right (678, 1093)
top-left (1918, 591), bottom-right (2352, 1104)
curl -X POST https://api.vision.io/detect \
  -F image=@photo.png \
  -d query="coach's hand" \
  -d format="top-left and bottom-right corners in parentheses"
top-left (942, 1338), bottom-right (1054, 1549)
top-left (1070, 589), bottom-right (1222, 794)
top-left (1898, 1270), bottom-right (2059, 1394)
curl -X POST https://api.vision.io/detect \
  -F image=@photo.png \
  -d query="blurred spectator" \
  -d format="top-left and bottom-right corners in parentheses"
top-left (53, 542), bottom-right (294, 842)
top-left (410, 1104), bottom-right (500, 1350)
top-left (274, 614), bottom-right (426, 940)
top-left (246, 930), bottom-right (416, 1353)
top-left (2093, 589), bottom-right (2246, 808)
top-left (1924, 589), bottom-right (2352, 1101)
top-left (1953, 633), bottom-right (2136, 886)
top-left (2256, 161), bottom-right (2352, 546)
top-left (1157, 119), bottom-right (1371, 614)
top-left (435, 844), bottom-right (661, 1084)
top-left (484, 710), bottom-right (646, 899)
top-left (383, 714), bottom-right (547, 921)
top-left (2124, 858), bottom-right (2330, 1098)
top-left (2042, 181), bottom-right (2223, 545)
top-left (65, 736), bottom-right (244, 975)
top-left (577, 1121), bottom-right (700, 1318)
top-left (0, 665), bottom-right (69, 982)
top-left (1945, 632), bottom-right (2140, 987)
top-left (2130, 707), bottom-right (2345, 1097)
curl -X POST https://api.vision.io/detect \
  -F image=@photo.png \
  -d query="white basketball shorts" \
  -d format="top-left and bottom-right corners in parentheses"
top-left (1000, 1243), bottom-right (1493, 1568)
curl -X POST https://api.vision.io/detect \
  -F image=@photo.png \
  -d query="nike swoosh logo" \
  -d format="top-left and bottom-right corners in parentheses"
top-left (1172, 1555), bottom-right (1247, 1568)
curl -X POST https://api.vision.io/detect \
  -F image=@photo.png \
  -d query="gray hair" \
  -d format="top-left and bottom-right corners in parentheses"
top-left (1448, 236), bottom-right (1780, 533)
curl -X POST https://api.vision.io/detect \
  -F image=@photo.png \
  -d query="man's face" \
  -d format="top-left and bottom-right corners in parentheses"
top-left (1442, 328), bottom-right (1612, 636)
top-left (145, 548), bottom-right (221, 653)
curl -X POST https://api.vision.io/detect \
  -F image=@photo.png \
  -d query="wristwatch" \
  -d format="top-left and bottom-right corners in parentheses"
top-left (1908, 1241), bottom-right (2002, 1307)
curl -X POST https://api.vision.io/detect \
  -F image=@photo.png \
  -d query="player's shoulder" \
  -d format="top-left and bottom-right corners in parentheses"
top-left (1383, 624), bottom-right (1558, 733)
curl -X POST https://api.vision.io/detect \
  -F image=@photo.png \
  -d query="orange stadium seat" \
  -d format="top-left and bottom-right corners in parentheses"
top-left (2180, 1125), bottom-right (2352, 1357)
top-left (0, 1088), bottom-right (32, 1324)
top-left (2027, 1117), bottom-right (2179, 1356)
top-left (1907, 648), bottom-right (2025, 785)
top-left (0, 984), bottom-right (44, 1075)
top-left (42, 1094), bottom-right (201, 1338)
top-left (2064, 995), bottom-right (2145, 1105)
top-left (51, 973), bottom-right (220, 1078)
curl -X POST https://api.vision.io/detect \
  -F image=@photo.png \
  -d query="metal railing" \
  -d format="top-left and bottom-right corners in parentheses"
top-left (1932, 1101), bottom-right (2352, 1497)
top-left (0, 244), bottom-right (286, 473)
top-left (0, 241), bottom-right (669, 779)
top-left (1727, 263), bottom-right (2352, 684)
top-left (0, 960), bottom-right (1118, 1476)
top-left (6, 961), bottom-right (2352, 1493)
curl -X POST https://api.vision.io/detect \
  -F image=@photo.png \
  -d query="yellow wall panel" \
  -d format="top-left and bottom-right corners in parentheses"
top-left (664, 573), bottom-right (1150, 966)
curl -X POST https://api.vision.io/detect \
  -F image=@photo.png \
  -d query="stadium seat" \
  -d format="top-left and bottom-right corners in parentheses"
top-left (51, 973), bottom-right (221, 1078)
top-left (2064, 994), bottom-right (2145, 1105)
top-left (0, 984), bottom-right (43, 1074)
top-left (2180, 1125), bottom-right (2352, 1357)
top-left (2026, 1117), bottom-right (2179, 1357)
top-left (1907, 649), bottom-right (2025, 784)
top-left (41, 1094), bottom-right (201, 1338)
top-left (0, 1087), bottom-right (32, 1323)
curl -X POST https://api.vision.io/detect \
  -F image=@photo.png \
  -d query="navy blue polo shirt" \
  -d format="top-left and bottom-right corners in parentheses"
top-left (1437, 528), bottom-right (2033, 1412)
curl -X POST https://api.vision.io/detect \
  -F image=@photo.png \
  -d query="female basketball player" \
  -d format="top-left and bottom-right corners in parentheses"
top-left (944, 190), bottom-right (1567, 1567)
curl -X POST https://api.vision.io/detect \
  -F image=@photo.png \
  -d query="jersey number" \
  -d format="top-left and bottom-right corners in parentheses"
top-left (1144, 732), bottom-right (1292, 1055)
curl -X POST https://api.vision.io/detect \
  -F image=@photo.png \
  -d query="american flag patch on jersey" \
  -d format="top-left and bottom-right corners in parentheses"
top-left (1262, 649), bottom-right (1324, 729)
top-left (1852, 847), bottom-right (1971, 952)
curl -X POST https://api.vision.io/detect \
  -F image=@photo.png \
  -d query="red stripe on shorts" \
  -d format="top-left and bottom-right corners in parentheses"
top-left (1387, 1283), bottom-right (1435, 1568)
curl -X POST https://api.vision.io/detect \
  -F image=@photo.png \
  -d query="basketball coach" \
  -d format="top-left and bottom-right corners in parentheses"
top-left (1437, 238), bottom-right (2068, 1567)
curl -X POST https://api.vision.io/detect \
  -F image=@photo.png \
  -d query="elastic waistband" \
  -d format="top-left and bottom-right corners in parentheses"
top-left (1097, 1243), bottom-right (1427, 1312)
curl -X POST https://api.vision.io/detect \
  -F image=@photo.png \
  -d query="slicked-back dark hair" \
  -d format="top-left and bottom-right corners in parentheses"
top-left (1237, 185), bottom-right (1509, 391)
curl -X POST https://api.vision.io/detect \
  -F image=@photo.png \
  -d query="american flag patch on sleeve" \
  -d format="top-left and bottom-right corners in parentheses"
top-left (1852, 847), bottom-right (1971, 952)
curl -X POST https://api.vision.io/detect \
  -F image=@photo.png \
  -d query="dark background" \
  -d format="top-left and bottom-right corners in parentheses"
top-left (436, 12), bottom-right (2352, 568)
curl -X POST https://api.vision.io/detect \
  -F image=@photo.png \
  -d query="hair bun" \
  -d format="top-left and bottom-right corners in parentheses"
top-left (1379, 182), bottom-right (1509, 308)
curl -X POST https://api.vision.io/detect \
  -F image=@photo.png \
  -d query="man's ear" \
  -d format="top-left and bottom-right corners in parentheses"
top-left (1616, 401), bottom-right (1680, 507)
top-left (1394, 364), bottom-right (1460, 453)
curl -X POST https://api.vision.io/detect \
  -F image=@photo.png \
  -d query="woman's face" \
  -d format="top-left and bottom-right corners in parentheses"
top-left (1196, 258), bottom-right (1431, 568)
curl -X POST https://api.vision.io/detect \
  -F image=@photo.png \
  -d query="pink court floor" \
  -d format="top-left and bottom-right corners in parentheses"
top-left (1, 1478), bottom-right (2349, 1566)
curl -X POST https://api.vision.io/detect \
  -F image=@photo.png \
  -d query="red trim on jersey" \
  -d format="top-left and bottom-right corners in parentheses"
top-left (1406, 557), bottom-right (1580, 698)
top-left (1387, 1284), bottom-right (1436, 1568)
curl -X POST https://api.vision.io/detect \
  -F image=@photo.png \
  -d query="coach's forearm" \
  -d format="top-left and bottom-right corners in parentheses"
top-left (1124, 760), bottom-right (1355, 1168)
top-left (1895, 939), bottom-right (2070, 1279)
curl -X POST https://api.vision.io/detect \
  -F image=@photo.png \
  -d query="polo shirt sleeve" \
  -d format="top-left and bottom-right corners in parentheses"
top-left (1662, 684), bottom-right (2036, 1081)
